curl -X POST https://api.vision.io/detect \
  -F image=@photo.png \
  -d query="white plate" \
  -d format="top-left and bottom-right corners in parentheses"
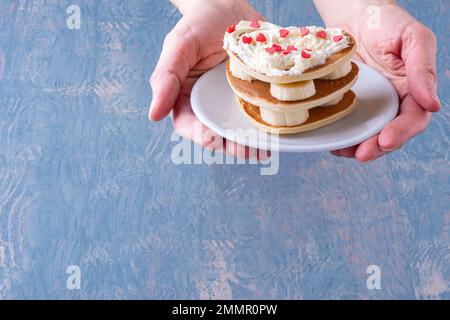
top-left (191, 61), bottom-right (399, 152)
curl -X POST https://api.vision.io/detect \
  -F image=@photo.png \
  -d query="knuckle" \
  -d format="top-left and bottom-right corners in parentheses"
top-left (149, 71), bottom-right (158, 86)
top-left (417, 117), bottom-right (431, 133)
top-left (422, 62), bottom-right (436, 76)
top-left (425, 27), bottom-right (436, 41)
top-left (416, 124), bottom-right (426, 134)
top-left (166, 23), bottom-right (193, 49)
top-left (420, 62), bottom-right (437, 82)
top-left (415, 25), bottom-right (427, 37)
top-left (417, 25), bottom-right (436, 43)
top-left (381, 138), bottom-right (398, 151)
top-left (164, 28), bottom-right (178, 44)
top-left (429, 31), bottom-right (437, 45)
top-left (415, 116), bottom-right (430, 134)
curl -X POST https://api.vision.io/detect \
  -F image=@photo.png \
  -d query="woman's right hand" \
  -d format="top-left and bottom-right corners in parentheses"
top-left (149, 0), bottom-right (268, 159)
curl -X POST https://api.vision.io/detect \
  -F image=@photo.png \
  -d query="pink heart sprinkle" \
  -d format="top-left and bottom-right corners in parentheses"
top-left (250, 20), bottom-right (260, 28)
top-left (333, 35), bottom-right (344, 42)
top-left (279, 29), bottom-right (290, 38)
top-left (300, 27), bottom-right (309, 37)
top-left (242, 36), bottom-right (253, 44)
top-left (301, 49), bottom-right (312, 58)
top-left (316, 30), bottom-right (328, 40)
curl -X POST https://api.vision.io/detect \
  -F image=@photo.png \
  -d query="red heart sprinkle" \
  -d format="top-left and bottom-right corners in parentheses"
top-left (333, 35), bottom-right (344, 42)
top-left (300, 27), bottom-right (309, 37)
top-left (279, 29), bottom-right (290, 38)
top-left (256, 33), bottom-right (267, 42)
top-left (272, 44), bottom-right (282, 52)
top-left (250, 20), bottom-right (260, 28)
top-left (316, 30), bottom-right (328, 39)
top-left (227, 24), bottom-right (236, 33)
top-left (242, 36), bottom-right (253, 44)
top-left (282, 50), bottom-right (292, 55)
top-left (287, 45), bottom-right (297, 51)
top-left (265, 47), bottom-right (276, 54)
top-left (301, 49), bottom-right (312, 58)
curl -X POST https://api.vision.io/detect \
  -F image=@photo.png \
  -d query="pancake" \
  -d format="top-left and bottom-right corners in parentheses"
top-left (237, 90), bottom-right (357, 134)
top-left (227, 61), bottom-right (359, 111)
top-left (227, 32), bottom-right (357, 84)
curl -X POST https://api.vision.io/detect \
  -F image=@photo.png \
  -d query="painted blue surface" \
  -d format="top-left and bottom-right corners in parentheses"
top-left (0, 0), bottom-right (448, 299)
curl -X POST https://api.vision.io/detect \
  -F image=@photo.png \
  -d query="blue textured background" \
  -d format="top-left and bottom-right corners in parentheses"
top-left (0, 0), bottom-right (448, 299)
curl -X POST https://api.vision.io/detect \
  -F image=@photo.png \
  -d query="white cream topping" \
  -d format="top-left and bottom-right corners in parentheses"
top-left (229, 58), bottom-right (254, 81)
top-left (224, 21), bottom-right (350, 76)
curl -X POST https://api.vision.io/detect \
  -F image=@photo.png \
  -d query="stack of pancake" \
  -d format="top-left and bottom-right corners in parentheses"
top-left (223, 21), bottom-right (359, 134)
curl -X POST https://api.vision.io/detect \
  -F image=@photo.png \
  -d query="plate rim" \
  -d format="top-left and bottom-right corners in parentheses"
top-left (191, 60), bottom-right (399, 153)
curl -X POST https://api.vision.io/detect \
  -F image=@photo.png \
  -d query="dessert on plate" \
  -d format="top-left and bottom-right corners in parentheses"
top-left (223, 20), bottom-right (359, 134)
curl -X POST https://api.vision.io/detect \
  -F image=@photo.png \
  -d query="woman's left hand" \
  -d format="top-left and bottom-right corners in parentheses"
top-left (331, 5), bottom-right (441, 162)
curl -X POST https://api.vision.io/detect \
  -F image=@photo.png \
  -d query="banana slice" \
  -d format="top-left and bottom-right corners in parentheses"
top-left (230, 58), bottom-right (253, 81)
top-left (270, 80), bottom-right (316, 101)
top-left (320, 94), bottom-right (344, 107)
top-left (260, 108), bottom-right (309, 126)
top-left (320, 62), bottom-right (352, 80)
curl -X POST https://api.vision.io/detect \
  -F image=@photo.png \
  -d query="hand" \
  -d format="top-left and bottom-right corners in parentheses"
top-left (149, 0), bottom-right (268, 159)
top-left (330, 5), bottom-right (441, 162)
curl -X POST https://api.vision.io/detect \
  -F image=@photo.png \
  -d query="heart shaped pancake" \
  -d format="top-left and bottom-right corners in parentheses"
top-left (237, 91), bottom-right (358, 134)
top-left (224, 21), bottom-right (356, 83)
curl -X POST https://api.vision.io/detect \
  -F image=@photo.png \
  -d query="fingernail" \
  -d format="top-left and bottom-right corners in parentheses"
top-left (356, 154), bottom-right (375, 164)
top-left (150, 99), bottom-right (155, 112)
top-left (360, 158), bottom-right (374, 164)
top-left (380, 145), bottom-right (403, 152)
top-left (432, 94), bottom-right (441, 107)
top-left (149, 101), bottom-right (156, 121)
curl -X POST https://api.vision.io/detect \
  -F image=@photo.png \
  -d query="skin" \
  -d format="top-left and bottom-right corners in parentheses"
top-left (150, 0), bottom-right (440, 162)
top-left (149, 0), bottom-right (266, 159)
top-left (314, 0), bottom-right (441, 162)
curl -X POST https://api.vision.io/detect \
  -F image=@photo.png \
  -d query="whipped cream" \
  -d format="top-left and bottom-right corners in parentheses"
top-left (223, 21), bottom-right (350, 76)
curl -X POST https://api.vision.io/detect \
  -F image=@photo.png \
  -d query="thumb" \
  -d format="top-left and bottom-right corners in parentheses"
top-left (402, 23), bottom-right (441, 113)
top-left (149, 19), bottom-right (198, 121)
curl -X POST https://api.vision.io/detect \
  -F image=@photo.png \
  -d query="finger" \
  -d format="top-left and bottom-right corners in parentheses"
top-left (378, 95), bottom-right (431, 151)
top-left (403, 24), bottom-right (441, 112)
top-left (149, 20), bottom-right (198, 121)
top-left (355, 135), bottom-right (386, 163)
top-left (224, 141), bottom-right (269, 161)
top-left (224, 140), bottom-right (253, 160)
top-left (330, 145), bottom-right (358, 158)
top-left (257, 149), bottom-right (271, 161)
top-left (172, 94), bottom-right (263, 161)
top-left (172, 94), bottom-right (224, 151)
top-left (355, 95), bottom-right (431, 163)
top-left (330, 150), bottom-right (342, 157)
top-left (339, 145), bottom-right (358, 158)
